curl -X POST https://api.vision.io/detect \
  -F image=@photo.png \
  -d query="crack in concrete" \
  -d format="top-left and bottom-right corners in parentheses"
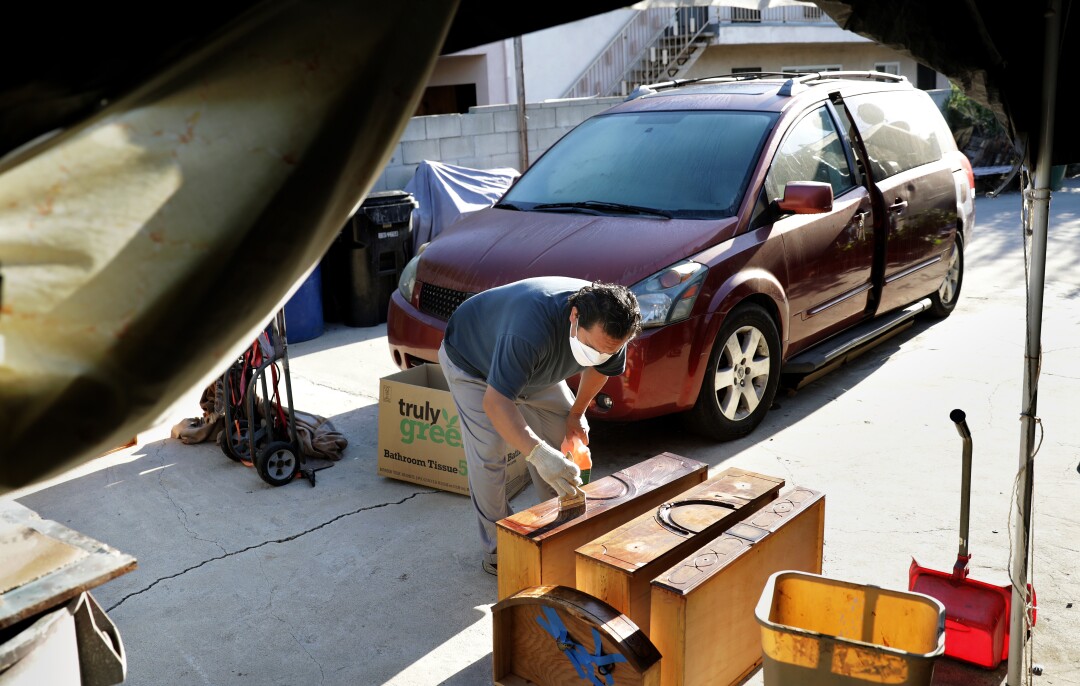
top-left (155, 443), bottom-right (227, 556)
top-left (262, 559), bottom-right (328, 686)
top-left (287, 620), bottom-right (325, 685)
top-left (296, 376), bottom-right (380, 401)
top-left (105, 490), bottom-right (439, 613)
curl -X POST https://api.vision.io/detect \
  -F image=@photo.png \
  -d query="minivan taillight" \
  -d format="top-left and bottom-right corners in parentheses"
top-left (959, 152), bottom-right (975, 190)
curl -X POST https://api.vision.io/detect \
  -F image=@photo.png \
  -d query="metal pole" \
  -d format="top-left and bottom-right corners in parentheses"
top-left (1008, 1), bottom-right (1059, 683)
top-left (514, 35), bottom-right (529, 171)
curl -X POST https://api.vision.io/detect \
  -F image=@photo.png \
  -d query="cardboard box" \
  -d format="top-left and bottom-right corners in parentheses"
top-left (378, 364), bottom-right (529, 498)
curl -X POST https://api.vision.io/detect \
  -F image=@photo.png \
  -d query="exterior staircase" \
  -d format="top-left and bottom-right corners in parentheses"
top-left (563, 7), bottom-right (714, 99)
top-left (626, 7), bottom-right (714, 88)
top-left (563, 4), bottom-right (837, 99)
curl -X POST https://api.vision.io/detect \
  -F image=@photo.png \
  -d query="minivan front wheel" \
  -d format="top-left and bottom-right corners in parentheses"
top-left (685, 303), bottom-right (781, 442)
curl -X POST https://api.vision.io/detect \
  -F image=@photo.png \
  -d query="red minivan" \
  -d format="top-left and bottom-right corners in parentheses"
top-left (387, 72), bottom-right (975, 441)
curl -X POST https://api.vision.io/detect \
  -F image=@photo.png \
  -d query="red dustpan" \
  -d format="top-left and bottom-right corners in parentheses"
top-left (909, 409), bottom-right (1036, 669)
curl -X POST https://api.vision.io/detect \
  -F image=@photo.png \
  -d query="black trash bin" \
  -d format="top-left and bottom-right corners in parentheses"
top-left (322, 190), bottom-right (417, 327)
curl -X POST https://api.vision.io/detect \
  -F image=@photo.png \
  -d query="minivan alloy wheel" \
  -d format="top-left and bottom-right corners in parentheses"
top-left (939, 248), bottom-right (959, 302)
top-left (716, 325), bottom-right (771, 420)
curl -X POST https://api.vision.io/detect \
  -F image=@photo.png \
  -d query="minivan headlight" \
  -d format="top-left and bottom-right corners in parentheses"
top-left (397, 242), bottom-right (428, 302)
top-left (631, 260), bottom-right (708, 328)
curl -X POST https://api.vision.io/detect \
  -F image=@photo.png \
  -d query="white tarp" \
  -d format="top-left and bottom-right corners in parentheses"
top-left (404, 160), bottom-right (519, 251)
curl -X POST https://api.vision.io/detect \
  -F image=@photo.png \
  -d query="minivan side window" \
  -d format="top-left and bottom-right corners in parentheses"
top-left (846, 91), bottom-right (944, 180)
top-left (764, 106), bottom-right (854, 202)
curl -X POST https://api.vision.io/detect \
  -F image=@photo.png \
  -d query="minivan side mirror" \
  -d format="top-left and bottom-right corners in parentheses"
top-left (776, 181), bottom-right (833, 214)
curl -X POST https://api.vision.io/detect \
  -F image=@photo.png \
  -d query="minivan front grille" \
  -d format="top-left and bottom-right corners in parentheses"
top-left (418, 283), bottom-right (475, 321)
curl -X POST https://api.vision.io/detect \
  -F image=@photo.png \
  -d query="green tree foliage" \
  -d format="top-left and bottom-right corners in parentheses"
top-left (945, 83), bottom-right (1016, 169)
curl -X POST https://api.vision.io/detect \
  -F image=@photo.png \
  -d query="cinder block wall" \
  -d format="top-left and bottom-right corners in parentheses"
top-left (371, 97), bottom-right (623, 192)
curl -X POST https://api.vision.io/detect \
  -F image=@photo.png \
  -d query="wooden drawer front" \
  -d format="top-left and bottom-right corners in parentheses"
top-left (492, 585), bottom-right (661, 686)
top-left (496, 452), bottom-right (708, 601)
top-left (575, 468), bottom-right (784, 631)
top-left (650, 488), bottom-right (825, 686)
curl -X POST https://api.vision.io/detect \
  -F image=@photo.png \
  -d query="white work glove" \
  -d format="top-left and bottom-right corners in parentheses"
top-left (526, 442), bottom-right (582, 497)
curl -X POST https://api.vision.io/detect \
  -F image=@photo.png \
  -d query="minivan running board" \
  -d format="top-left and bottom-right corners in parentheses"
top-left (783, 299), bottom-right (931, 375)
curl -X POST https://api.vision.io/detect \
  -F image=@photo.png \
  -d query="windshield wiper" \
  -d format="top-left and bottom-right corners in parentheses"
top-left (496, 202), bottom-right (522, 211)
top-left (532, 200), bottom-right (672, 218)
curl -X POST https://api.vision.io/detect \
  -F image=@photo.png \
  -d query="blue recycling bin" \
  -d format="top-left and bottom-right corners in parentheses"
top-left (284, 265), bottom-right (325, 343)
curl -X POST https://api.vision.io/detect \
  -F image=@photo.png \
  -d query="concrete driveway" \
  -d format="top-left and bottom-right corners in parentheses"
top-left (6, 180), bottom-right (1080, 686)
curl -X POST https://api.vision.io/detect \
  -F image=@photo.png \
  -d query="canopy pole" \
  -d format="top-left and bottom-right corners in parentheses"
top-left (1008, 1), bottom-right (1060, 683)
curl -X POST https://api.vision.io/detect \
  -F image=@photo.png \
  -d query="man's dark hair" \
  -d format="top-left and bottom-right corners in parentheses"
top-left (569, 282), bottom-right (642, 340)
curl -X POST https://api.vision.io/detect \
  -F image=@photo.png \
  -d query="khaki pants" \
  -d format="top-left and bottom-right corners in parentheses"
top-left (438, 343), bottom-right (573, 565)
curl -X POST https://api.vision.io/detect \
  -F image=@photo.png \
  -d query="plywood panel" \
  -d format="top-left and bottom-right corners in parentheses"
top-left (576, 468), bottom-right (784, 632)
top-left (496, 453), bottom-right (707, 600)
top-left (0, 526), bottom-right (88, 595)
top-left (0, 502), bottom-right (137, 630)
top-left (649, 487), bottom-right (826, 686)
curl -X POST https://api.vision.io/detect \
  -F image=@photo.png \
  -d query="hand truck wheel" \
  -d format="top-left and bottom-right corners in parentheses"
top-left (218, 424), bottom-right (246, 462)
top-left (256, 441), bottom-right (300, 487)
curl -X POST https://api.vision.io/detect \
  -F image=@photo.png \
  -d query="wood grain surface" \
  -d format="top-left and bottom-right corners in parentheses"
top-left (496, 452), bottom-right (708, 600)
top-left (575, 467), bottom-right (784, 632)
top-left (649, 487), bottom-right (826, 686)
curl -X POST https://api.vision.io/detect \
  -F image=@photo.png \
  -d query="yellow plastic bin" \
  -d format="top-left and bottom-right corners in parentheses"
top-left (755, 570), bottom-right (946, 686)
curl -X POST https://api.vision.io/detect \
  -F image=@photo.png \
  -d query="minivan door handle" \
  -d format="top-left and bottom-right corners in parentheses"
top-left (852, 210), bottom-right (870, 239)
top-left (888, 199), bottom-right (908, 213)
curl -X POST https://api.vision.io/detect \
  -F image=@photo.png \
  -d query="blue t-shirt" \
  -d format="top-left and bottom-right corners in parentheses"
top-left (443, 277), bottom-right (627, 399)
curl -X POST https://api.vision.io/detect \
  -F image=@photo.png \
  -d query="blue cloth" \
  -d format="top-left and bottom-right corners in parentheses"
top-left (535, 606), bottom-right (627, 686)
top-left (442, 277), bottom-right (625, 400)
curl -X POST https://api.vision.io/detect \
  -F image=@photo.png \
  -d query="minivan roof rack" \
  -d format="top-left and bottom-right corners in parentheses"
top-left (625, 72), bottom-right (789, 99)
top-left (777, 70), bottom-right (908, 95)
top-left (625, 70), bottom-right (908, 101)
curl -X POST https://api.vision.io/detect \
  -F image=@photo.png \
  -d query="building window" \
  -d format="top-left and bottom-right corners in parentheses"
top-left (731, 8), bottom-right (761, 22)
top-left (874, 62), bottom-right (901, 75)
top-left (414, 84), bottom-right (477, 116)
top-left (781, 65), bottom-right (842, 73)
top-left (916, 63), bottom-right (937, 89)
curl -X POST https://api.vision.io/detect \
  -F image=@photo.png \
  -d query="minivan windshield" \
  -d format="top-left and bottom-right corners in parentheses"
top-left (500, 110), bottom-right (776, 219)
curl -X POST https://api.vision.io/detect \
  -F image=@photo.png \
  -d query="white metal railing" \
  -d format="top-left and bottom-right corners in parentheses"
top-left (632, 10), bottom-right (713, 86)
top-left (717, 5), bottom-right (832, 25)
top-left (563, 8), bottom-right (676, 98)
top-left (564, 6), bottom-right (837, 99)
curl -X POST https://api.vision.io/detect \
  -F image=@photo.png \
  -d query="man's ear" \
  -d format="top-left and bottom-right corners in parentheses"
top-left (569, 306), bottom-right (578, 324)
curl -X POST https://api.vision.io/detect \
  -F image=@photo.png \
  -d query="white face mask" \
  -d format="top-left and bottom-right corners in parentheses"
top-left (569, 319), bottom-right (614, 367)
